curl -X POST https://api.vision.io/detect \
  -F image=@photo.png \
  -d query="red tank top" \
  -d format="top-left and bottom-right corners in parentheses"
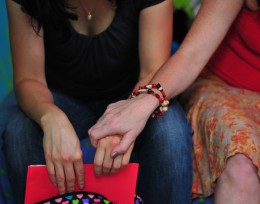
top-left (208, 9), bottom-right (260, 92)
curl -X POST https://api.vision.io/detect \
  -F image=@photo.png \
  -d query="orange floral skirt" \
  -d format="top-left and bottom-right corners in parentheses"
top-left (181, 69), bottom-right (260, 198)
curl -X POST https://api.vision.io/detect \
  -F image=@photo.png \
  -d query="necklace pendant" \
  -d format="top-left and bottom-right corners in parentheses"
top-left (87, 13), bottom-right (92, 21)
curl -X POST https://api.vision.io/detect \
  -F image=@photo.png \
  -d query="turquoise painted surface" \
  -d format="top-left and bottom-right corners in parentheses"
top-left (0, 0), bottom-right (13, 102)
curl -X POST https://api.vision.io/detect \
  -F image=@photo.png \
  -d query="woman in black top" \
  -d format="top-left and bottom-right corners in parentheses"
top-left (4, 0), bottom-right (193, 203)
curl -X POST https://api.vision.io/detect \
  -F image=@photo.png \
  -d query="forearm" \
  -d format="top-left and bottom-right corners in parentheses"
top-left (14, 79), bottom-right (66, 127)
top-left (133, 69), bottom-right (159, 90)
top-left (149, 50), bottom-right (204, 99)
top-left (149, 0), bottom-right (244, 99)
top-left (135, 0), bottom-right (172, 92)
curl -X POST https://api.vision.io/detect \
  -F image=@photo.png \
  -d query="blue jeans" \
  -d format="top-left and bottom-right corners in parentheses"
top-left (3, 90), bottom-right (193, 204)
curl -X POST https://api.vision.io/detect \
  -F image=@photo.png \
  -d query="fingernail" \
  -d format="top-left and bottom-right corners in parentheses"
top-left (111, 151), bottom-right (119, 159)
top-left (59, 191), bottom-right (65, 195)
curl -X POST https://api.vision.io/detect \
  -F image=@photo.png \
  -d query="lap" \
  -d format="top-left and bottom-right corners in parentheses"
top-left (140, 98), bottom-right (193, 143)
top-left (3, 90), bottom-right (193, 203)
top-left (182, 71), bottom-right (260, 197)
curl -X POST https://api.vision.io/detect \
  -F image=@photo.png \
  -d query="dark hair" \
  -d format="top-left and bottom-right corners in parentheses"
top-left (19, 0), bottom-right (118, 33)
top-left (19, 0), bottom-right (77, 33)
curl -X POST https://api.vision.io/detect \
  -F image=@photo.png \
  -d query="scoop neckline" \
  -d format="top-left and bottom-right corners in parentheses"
top-left (69, 10), bottom-right (118, 38)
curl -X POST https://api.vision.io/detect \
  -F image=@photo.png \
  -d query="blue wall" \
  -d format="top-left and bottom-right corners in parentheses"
top-left (0, 0), bottom-right (13, 102)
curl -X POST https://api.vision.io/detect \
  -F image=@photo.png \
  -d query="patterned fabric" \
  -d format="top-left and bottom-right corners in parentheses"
top-left (37, 192), bottom-right (112, 204)
top-left (37, 191), bottom-right (144, 204)
top-left (181, 69), bottom-right (260, 198)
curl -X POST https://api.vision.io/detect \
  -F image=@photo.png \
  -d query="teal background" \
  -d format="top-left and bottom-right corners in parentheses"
top-left (0, 0), bottom-right (13, 102)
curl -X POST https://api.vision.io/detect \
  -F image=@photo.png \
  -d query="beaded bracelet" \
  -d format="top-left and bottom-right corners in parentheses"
top-left (131, 83), bottom-right (169, 118)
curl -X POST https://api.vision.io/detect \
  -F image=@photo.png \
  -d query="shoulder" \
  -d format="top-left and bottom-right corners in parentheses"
top-left (12, 0), bottom-right (22, 5)
top-left (244, 0), bottom-right (260, 11)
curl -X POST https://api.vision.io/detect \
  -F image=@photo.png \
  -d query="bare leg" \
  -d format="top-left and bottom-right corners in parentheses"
top-left (215, 154), bottom-right (260, 204)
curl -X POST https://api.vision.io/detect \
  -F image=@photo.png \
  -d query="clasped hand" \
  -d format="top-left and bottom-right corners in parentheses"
top-left (42, 102), bottom-right (143, 195)
top-left (89, 95), bottom-right (154, 158)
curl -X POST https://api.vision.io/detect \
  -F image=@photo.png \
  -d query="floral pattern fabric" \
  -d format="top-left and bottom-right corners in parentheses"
top-left (181, 69), bottom-right (260, 198)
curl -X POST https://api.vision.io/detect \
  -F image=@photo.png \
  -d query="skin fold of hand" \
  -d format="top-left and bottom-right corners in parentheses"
top-left (89, 94), bottom-right (157, 157)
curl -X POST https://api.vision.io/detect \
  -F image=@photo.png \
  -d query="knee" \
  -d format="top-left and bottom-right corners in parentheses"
top-left (150, 124), bottom-right (192, 158)
top-left (148, 115), bottom-right (193, 158)
top-left (222, 154), bottom-right (258, 187)
top-left (156, 124), bottom-right (192, 169)
top-left (156, 109), bottom-right (193, 144)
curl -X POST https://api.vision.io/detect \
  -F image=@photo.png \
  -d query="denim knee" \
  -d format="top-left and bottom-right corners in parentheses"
top-left (3, 108), bottom-right (45, 203)
top-left (4, 108), bottom-right (44, 164)
top-left (139, 99), bottom-right (193, 158)
top-left (134, 99), bottom-right (193, 203)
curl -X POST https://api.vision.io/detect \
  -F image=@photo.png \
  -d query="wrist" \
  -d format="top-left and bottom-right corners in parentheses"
top-left (137, 93), bottom-right (161, 115)
top-left (40, 105), bottom-right (67, 129)
top-left (130, 83), bottom-right (170, 118)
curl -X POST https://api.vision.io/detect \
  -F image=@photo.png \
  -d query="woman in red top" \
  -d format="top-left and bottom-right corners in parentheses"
top-left (182, 5), bottom-right (260, 200)
top-left (89, 0), bottom-right (260, 203)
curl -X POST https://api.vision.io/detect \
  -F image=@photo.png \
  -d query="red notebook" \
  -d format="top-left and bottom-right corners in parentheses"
top-left (25, 163), bottom-right (139, 204)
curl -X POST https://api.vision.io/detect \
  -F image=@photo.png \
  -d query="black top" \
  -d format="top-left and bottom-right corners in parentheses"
top-left (13, 0), bottom-right (165, 100)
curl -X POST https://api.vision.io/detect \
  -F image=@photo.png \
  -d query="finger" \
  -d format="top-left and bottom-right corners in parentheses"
top-left (89, 137), bottom-right (98, 148)
top-left (111, 132), bottom-right (135, 157)
top-left (54, 163), bottom-right (66, 194)
top-left (88, 114), bottom-right (120, 139)
top-left (121, 143), bottom-right (134, 168)
top-left (102, 147), bottom-right (114, 175)
top-left (63, 163), bottom-right (76, 192)
top-left (94, 142), bottom-right (105, 176)
top-left (89, 124), bottom-right (116, 141)
top-left (110, 153), bottom-right (123, 174)
top-left (74, 159), bottom-right (85, 190)
top-left (46, 159), bottom-right (57, 187)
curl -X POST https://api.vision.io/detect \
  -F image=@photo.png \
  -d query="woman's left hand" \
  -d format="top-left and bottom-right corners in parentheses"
top-left (89, 94), bottom-right (158, 157)
top-left (94, 135), bottom-right (134, 176)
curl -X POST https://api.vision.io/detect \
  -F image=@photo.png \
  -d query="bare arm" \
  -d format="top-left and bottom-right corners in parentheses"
top-left (6, 0), bottom-right (84, 194)
top-left (6, 0), bottom-right (54, 124)
top-left (88, 0), bottom-right (245, 155)
top-left (135, 0), bottom-right (173, 88)
top-left (150, 0), bottom-right (244, 99)
top-left (128, 0), bottom-right (245, 112)
top-left (90, 0), bottom-right (174, 169)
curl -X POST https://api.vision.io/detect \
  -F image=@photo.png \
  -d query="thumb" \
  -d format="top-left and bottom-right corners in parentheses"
top-left (88, 125), bottom-right (115, 140)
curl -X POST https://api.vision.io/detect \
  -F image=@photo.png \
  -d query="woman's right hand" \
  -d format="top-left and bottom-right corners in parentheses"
top-left (41, 109), bottom-right (84, 195)
top-left (94, 135), bottom-right (134, 176)
top-left (7, 0), bottom-right (86, 196)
